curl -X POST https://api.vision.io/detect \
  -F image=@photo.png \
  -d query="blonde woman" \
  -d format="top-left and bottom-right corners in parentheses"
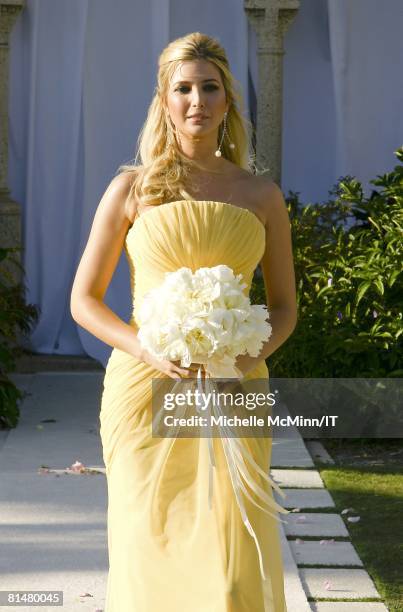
top-left (71, 32), bottom-right (297, 612)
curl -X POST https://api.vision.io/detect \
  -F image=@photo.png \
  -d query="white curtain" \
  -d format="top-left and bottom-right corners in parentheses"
top-left (326, 0), bottom-right (403, 180)
top-left (8, 0), bottom-right (403, 365)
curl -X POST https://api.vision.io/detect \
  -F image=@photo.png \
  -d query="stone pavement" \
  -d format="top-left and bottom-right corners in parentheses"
top-left (271, 405), bottom-right (389, 612)
top-left (0, 372), bottom-right (389, 611)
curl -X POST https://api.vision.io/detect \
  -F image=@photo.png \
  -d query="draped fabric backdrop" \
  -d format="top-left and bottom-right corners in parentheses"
top-left (8, 0), bottom-right (403, 365)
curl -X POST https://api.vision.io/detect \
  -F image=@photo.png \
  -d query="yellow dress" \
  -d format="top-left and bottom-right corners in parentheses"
top-left (100, 200), bottom-right (288, 612)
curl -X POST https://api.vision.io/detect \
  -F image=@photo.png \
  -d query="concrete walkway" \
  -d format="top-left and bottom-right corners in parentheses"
top-left (271, 404), bottom-right (389, 612)
top-left (0, 372), bottom-right (389, 611)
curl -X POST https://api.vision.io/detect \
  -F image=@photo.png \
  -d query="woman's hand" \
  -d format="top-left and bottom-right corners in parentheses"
top-left (172, 361), bottom-right (207, 379)
top-left (140, 349), bottom-right (205, 380)
top-left (234, 352), bottom-right (263, 379)
top-left (140, 347), bottom-right (263, 382)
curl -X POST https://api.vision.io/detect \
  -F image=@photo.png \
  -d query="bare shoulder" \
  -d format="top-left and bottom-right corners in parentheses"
top-left (227, 165), bottom-right (287, 227)
top-left (105, 167), bottom-right (142, 223)
top-left (253, 175), bottom-right (289, 229)
top-left (107, 168), bottom-right (138, 200)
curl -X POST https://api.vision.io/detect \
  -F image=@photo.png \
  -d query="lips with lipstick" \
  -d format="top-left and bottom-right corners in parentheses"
top-left (187, 113), bottom-right (208, 120)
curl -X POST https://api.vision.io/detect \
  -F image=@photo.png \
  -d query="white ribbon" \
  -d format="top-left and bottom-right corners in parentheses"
top-left (194, 365), bottom-right (216, 509)
top-left (151, 362), bottom-right (290, 582)
top-left (195, 362), bottom-right (290, 582)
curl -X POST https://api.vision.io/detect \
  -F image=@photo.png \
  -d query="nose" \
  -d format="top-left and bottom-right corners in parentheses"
top-left (190, 86), bottom-right (205, 108)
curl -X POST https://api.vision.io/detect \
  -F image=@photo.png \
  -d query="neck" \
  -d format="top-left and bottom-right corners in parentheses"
top-left (178, 132), bottom-right (223, 172)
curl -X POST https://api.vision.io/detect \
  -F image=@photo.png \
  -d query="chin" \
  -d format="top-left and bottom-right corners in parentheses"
top-left (185, 130), bottom-right (209, 140)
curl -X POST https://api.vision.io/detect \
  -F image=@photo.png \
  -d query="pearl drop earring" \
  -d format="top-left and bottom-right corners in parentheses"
top-left (215, 111), bottom-right (235, 157)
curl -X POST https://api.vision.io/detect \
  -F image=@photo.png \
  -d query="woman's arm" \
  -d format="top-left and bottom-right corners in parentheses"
top-left (235, 180), bottom-right (297, 375)
top-left (70, 172), bottom-right (145, 359)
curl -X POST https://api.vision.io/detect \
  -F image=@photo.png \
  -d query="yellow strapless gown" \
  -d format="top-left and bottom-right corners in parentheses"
top-left (100, 200), bottom-right (288, 611)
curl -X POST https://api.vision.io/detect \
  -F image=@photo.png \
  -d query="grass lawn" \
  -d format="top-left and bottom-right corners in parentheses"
top-left (317, 439), bottom-right (403, 612)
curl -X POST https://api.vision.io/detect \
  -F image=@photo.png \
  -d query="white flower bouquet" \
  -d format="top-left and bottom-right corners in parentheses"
top-left (137, 264), bottom-right (272, 378)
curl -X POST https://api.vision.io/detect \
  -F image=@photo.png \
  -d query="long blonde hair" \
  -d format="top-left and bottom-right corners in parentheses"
top-left (119, 32), bottom-right (255, 216)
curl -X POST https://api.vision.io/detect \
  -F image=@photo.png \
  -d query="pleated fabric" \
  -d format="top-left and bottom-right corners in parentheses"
top-left (100, 200), bottom-right (288, 611)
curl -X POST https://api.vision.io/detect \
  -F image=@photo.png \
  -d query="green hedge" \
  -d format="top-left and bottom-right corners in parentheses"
top-left (252, 147), bottom-right (403, 378)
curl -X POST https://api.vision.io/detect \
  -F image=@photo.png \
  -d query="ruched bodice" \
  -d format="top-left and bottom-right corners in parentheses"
top-left (100, 199), bottom-right (288, 612)
top-left (124, 200), bottom-right (266, 328)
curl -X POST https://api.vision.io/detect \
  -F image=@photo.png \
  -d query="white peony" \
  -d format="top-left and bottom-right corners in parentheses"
top-left (137, 265), bottom-right (272, 376)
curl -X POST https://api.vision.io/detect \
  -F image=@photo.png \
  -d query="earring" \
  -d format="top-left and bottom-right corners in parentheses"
top-left (215, 111), bottom-right (235, 157)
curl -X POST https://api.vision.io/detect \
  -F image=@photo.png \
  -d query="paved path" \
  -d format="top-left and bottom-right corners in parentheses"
top-left (0, 372), bottom-right (389, 611)
top-left (271, 405), bottom-right (388, 612)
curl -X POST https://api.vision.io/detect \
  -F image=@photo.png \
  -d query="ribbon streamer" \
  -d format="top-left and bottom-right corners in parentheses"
top-left (151, 362), bottom-right (290, 582)
top-left (195, 365), bottom-right (216, 509)
top-left (196, 362), bottom-right (290, 582)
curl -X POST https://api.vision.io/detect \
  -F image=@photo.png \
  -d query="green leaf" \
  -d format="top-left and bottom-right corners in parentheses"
top-left (356, 281), bottom-right (371, 306)
top-left (388, 269), bottom-right (401, 287)
top-left (373, 278), bottom-right (384, 296)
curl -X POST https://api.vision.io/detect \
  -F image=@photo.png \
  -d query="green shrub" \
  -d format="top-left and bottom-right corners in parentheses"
top-left (0, 247), bottom-right (39, 428)
top-left (255, 147), bottom-right (403, 377)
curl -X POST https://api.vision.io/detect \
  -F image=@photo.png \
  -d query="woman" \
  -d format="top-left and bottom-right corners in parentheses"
top-left (71, 32), bottom-right (297, 612)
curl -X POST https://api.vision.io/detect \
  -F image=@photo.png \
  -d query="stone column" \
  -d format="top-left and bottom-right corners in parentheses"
top-left (0, 0), bottom-right (25, 283)
top-left (244, 0), bottom-right (299, 185)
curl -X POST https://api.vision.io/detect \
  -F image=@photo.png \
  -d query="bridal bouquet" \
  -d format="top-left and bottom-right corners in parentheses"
top-left (137, 264), bottom-right (272, 378)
